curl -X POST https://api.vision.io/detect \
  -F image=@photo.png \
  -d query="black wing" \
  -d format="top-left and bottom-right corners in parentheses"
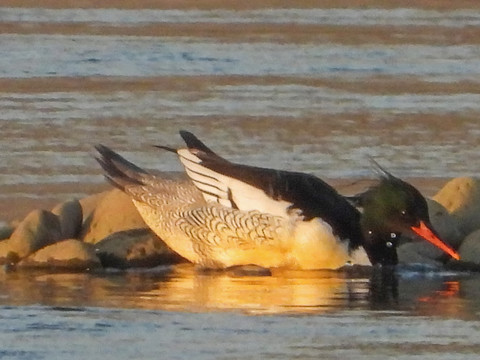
top-left (177, 131), bottom-right (363, 245)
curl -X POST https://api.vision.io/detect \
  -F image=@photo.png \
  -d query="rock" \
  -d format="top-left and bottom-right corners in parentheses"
top-left (94, 228), bottom-right (185, 269)
top-left (18, 239), bottom-right (101, 270)
top-left (433, 177), bottom-right (480, 236)
top-left (79, 191), bottom-right (108, 223)
top-left (426, 198), bottom-right (463, 248)
top-left (0, 222), bottom-right (14, 240)
top-left (52, 199), bottom-right (83, 239)
top-left (456, 229), bottom-right (480, 265)
top-left (0, 209), bottom-right (63, 264)
top-left (80, 189), bottom-right (147, 244)
top-left (225, 265), bottom-right (272, 277)
top-left (397, 242), bottom-right (444, 267)
top-left (397, 199), bottom-right (462, 264)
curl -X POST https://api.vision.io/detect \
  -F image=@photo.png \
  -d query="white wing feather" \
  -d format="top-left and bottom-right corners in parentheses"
top-left (177, 149), bottom-right (294, 219)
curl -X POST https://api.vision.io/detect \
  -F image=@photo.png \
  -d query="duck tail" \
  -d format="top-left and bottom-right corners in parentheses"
top-left (95, 144), bottom-right (146, 191)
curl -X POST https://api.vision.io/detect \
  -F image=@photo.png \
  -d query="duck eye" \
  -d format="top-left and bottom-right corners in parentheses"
top-left (386, 241), bottom-right (393, 248)
top-left (400, 210), bottom-right (407, 216)
top-left (390, 233), bottom-right (397, 239)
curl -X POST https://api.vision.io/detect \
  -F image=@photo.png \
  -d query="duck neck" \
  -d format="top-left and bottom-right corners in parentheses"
top-left (362, 229), bottom-right (399, 266)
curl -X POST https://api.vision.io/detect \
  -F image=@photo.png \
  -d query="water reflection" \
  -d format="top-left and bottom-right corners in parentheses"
top-left (413, 279), bottom-right (473, 318)
top-left (151, 267), bottom-right (372, 314)
top-left (0, 265), bottom-right (478, 318)
top-left (367, 266), bottom-right (399, 309)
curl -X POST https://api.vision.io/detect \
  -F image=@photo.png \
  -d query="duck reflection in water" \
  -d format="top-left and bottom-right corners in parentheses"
top-left (0, 265), bottom-right (471, 316)
top-left (367, 266), bottom-right (399, 308)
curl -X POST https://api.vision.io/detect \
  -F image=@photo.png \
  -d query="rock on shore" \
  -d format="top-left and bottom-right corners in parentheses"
top-left (0, 188), bottom-right (182, 270)
top-left (0, 209), bottom-right (63, 264)
top-left (0, 221), bottom-right (14, 240)
top-left (52, 199), bottom-right (83, 240)
top-left (433, 177), bottom-right (480, 237)
top-left (80, 189), bottom-right (147, 244)
top-left (94, 228), bottom-right (185, 269)
top-left (18, 239), bottom-right (101, 270)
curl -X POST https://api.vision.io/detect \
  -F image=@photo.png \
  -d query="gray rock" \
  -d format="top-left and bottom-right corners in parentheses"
top-left (457, 229), bottom-right (480, 265)
top-left (427, 198), bottom-right (463, 248)
top-left (94, 228), bottom-right (185, 269)
top-left (52, 199), bottom-right (83, 239)
top-left (397, 242), bottom-right (444, 267)
top-left (18, 239), bottom-right (101, 270)
top-left (0, 209), bottom-right (63, 264)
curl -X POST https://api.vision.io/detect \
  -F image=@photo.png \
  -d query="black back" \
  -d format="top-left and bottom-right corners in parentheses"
top-left (180, 131), bottom-right (364, 251)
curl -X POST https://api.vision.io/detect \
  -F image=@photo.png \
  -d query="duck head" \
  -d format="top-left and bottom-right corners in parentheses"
top-left (354, 165), bottom-right (460, 266)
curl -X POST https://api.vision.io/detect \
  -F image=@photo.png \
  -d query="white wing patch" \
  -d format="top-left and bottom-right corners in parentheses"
top-left (177, 149), bottom-right (231, 207)
top-left (177, 149), bottom-right (294, 219)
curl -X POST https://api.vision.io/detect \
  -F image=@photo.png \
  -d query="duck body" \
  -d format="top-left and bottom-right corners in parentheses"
top-left (96, 131), bottom-right (459, 270)
top-left (96, 143), bottom-right (366, 270)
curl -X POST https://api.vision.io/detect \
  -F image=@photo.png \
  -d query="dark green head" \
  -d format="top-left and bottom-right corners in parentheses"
top-left (361, 176), bottom-right (428, 236)
top-left (354, 164), bottom-right (459, 266)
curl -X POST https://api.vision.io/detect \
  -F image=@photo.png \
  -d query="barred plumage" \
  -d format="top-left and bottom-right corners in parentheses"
top-left (95, 143), bottom-right (366, 270)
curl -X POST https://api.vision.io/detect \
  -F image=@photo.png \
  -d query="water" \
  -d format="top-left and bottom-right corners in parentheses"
top-left (2, 2), bottom-right (480, 358)
top-left (1, 266), bottom-right (480, 359)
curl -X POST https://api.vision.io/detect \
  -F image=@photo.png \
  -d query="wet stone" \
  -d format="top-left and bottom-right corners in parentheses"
top-left (94, 228), bottom-right (185, 269)
top-left (18, 239), bottom-right (101, 271)
top-left (226, 265), bottom-right (272, 277)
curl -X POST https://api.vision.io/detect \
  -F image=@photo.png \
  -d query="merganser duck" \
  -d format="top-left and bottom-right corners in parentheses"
top-left (95, 131), bottom-right (459, 270)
